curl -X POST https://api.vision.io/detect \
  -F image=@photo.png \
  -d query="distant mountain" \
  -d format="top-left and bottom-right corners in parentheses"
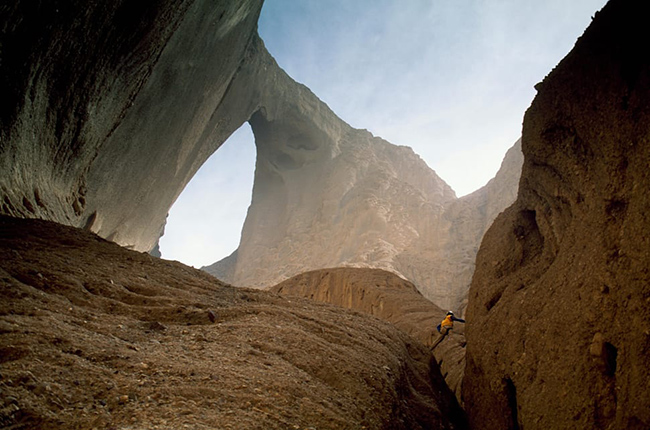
top-left (203, 49), bottom-right (523, 310)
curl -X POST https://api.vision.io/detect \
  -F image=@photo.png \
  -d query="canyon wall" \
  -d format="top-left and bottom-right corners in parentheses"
top-left (203, 48), bottom-right (524, 311)
top-left (206, 136), bottom-right (521, 311)
top-left (269, 267), bottom-right (467, 401)
top-left (1, 0), bottom-right (264, 251)
top-left (1, 0), bottom-right (520, 312)
top-left (463, 0), bottom-right (650, 428)
top-left (394, 140), bottom-right (522, 310)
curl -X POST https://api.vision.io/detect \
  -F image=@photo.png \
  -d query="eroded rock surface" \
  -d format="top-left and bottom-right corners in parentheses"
top-left (269, 267), bottom-right (467, 400)
top-left (1, 0), bottom-right (264, 251)
top-left (205, 34), bottom-right (522, 310)
top-left (207, 134), bottom-right (521, 310)
top-left (463, 1), bottom-right (650, 428)
top-left (1, 1), bottom-right (520, 311)
top-left (0, 216), bottom-right (466, 429)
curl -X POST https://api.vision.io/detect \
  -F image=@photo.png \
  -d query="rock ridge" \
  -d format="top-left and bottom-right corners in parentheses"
top-left (269, 267), bottom-right (467, 401)
top-left (0, 215), bottom-right (467, 429)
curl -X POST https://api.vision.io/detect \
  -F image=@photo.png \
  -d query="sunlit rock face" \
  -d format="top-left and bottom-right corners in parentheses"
top-left (463, 1), bottom-right (650, 428)
top-left (206, 71), bottom-right (522, 310)
top-left (0, 0), bottom-right (264, 250)
top-left (396, 140), bottom-right (523, 310)
top-left (1, 0), bottom-right (520, 311)
top-left (205, 61), bottom-right (522, 310)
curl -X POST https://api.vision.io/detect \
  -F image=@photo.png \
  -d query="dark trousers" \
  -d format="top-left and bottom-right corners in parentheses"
top-left (430, 326), bottom-right (452, 351)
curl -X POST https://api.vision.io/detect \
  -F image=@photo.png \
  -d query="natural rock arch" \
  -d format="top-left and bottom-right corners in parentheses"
top-left (1, 0), bottom-right (521, 310)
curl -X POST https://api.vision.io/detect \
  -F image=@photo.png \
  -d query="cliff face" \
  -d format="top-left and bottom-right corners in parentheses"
top-left (1, 0), bottom-right (264, 251)
top-left (269, 267), bottom-right (467, 401)
top-left (206, 124), bottom-right (521, 311)
top-left (463, 1), bottom-right (650, 428)
top-left (395, 140), bottom-right (523, 311)
top-left (206, 118), bottom-right (457, 293)
top-left (1, 1), bottom-right (520, 312)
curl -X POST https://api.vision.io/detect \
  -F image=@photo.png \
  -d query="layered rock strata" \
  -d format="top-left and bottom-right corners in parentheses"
top-left (269, 267), bottom-right (467, 401)
top-left (463, 0), bottom-right (650, 428)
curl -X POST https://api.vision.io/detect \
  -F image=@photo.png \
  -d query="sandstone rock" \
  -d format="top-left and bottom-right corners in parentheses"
top-left (203, 50), bottom-right (522, 310)
top-left (589, 332), bottom-right (606, 357)
top-left (1, 0), bottom-right (265, 252)
top-left (463, 1), bottom-right (650, 428)
top-left (0, 1), bottom-right (520, 313)
top-left (396, 139), bottom-right (523, 310)
top-left (206, 135), bottom-right (521, 311)
top-left (269, 267), bottom-right (467, 401)
top-left (0, 215), bottom-right (466, 429)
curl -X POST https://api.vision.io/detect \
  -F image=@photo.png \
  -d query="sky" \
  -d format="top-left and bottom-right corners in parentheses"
top-left (159, 0), bottom-right (608, 268)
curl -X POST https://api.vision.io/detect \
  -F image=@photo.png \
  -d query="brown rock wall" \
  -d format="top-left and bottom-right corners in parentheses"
top-left (463, 1), bottom-right (650, 428)
top-left (269, 268), bottom-right (467, 401)
top-left (0, 0), bottom-right (265, 251)
top-left (0, 216), bottom-right (467, 429)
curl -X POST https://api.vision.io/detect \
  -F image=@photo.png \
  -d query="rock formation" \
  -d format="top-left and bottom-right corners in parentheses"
top-left (1, 0), bottom-right (521, 312)
top-left (269, 267), bottom-right (467, 401)
top-left (206, 135), bottom-right (522, 311)
top-left (0, 216), bottom-right (467, 429)
top-left (462, 0), bottom-right (650, 428)
top-left (6, 0), bottom-right (648, 428)
top-left (394, 140), bottom-right (523, 310)
top-left (1, 0), bottom-right (265, 251)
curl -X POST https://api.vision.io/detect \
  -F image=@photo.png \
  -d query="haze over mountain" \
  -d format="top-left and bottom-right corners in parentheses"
top-left (202, 87), bottom-right (523, 310)
top-left (160, 0), bottom-right (608, 269)
top-left (1, 0), bottom-right (649, 429)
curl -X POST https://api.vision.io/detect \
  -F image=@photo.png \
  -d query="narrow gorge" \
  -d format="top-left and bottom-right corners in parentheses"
top-left (1, 0), bottom-right (649, 429)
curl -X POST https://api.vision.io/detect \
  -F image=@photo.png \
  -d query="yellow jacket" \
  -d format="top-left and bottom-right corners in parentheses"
top-left (440, 315), bottom-right (454, 328)
top-left (437, 314), bottom-right (465, 332)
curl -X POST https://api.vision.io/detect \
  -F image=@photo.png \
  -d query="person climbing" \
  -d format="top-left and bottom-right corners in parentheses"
top-left (430, 311), bottom-right (465, 351)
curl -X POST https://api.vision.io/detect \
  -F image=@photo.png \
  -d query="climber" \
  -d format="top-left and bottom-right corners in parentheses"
top-left (430, 311), bottom-right (465, 351)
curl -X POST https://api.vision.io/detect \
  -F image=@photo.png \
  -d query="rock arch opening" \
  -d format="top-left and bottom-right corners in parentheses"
top-left (158, 124), bottom-right (256, 268)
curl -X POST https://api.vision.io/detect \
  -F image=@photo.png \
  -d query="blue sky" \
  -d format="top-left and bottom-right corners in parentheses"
top-left (159, 0), bottom-right (608, 267)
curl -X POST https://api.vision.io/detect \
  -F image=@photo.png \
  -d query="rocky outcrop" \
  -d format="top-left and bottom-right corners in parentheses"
top-left (1, 1), bottom-right (520, 311)
top-left (463, 1), bottom-right (650, 428)
top-left (269, 267), bottom-right (467, 401)
top-left (202, 50), bottom-right (523, 311)
top-left (1, 0), bottom-right (265, 251)
top-left (395, 140), bottom-right (523, 310)
top-left (0, 216), bottom-right (467, 429)
top-left (205, 124), bottom-right (455, 290)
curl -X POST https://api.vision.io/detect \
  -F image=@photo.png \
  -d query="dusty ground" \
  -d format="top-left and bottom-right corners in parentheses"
top-left (0, 216), bottom-right (466, 429)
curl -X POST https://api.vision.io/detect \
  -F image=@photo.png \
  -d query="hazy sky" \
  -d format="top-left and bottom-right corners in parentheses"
top-left (159, 0), bottom-right (607, 268)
